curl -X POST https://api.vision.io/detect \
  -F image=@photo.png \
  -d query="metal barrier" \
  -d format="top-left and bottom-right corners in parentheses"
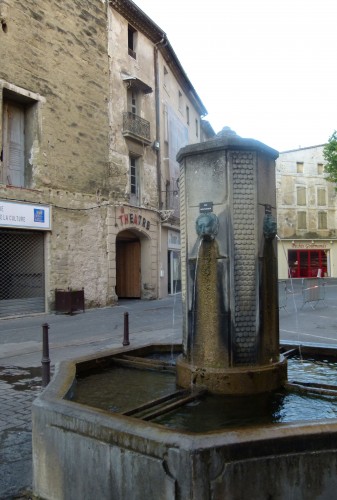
top-left (278, 280), bottom-right (287, 310)
top-left (301, 278), bottom-right (326, 309)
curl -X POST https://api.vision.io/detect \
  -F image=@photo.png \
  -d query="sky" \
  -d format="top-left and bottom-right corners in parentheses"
top-left (133, 0), bottom-right (337, 152)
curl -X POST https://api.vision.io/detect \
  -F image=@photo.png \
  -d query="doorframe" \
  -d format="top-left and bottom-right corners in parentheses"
top-left (115, 228), bottom-right (152, 299)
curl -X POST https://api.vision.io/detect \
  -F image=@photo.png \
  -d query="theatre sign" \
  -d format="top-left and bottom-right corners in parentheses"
top-left (0, 200), bottom-right (51, 230)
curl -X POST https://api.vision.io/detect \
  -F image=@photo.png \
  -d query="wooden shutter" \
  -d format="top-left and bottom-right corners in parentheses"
top-left (296, 186), bottom-right (306, 206)
top-left (2, 102), bottom-right (25, 187)
top-left (317, 188), bottom-right (326, 206)
top-left (297, 211), bottom-right (307, 229)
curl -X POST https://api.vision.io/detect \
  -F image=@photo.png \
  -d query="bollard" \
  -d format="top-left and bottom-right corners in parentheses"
top-left (123, 312), bottom-right (130, 346)
top-left (41, 323), bottom-right (51, 387)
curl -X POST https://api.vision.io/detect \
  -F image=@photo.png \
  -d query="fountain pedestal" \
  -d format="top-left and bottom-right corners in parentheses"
top-left (176, 355), bottom-right (287, 395)
top-left (176, 128), bottom-right (286, 394)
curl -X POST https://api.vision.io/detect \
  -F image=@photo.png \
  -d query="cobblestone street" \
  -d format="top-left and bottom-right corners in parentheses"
top-left (0, 367), bottom-right (43, 499)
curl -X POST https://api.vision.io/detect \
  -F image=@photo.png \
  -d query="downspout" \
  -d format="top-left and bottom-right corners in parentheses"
top-left (154, 36), bottom-right (166, 298)
top-left (154, 36), bottom-right (166, 210)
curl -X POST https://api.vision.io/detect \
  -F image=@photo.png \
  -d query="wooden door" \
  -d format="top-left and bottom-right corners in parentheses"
top-left (116, 239), bottom-right (141, 298)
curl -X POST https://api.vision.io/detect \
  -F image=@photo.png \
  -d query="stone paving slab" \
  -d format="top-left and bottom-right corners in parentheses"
top-left (0, 367), bottom-right (42, 499)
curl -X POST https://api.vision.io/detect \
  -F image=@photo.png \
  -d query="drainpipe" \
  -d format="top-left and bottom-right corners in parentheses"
top-left (154, 36), bottom-right (166, 298)
top-left (154, 36), bottom-right (166, 210)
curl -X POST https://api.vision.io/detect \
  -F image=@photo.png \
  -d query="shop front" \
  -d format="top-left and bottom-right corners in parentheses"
top-left (288, 248), bottom-right (327, 278)
top-left (277, 240), bottom-right (337, 279)
top-left (0, 199), bottom-right (51, 317)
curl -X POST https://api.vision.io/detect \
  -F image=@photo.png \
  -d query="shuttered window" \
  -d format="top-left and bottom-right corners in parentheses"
top-left (317, 188), bottom-right (326, 206)
top-left (296, 186), bottom-right (306, 206)
top-left (130, 156), bottom-right (140, 205)
top-left (318, 211), bottom-right (327, 229)
top-left (296, 162), bottom-right (304, 173)
top-left (297, 211), bottom-right (307, 229)
top-left (1, 101), bottom-right (25, 187)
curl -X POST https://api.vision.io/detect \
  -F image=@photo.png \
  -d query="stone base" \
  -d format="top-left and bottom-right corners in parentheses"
top-left (176, 355), bottom-right (288, 395)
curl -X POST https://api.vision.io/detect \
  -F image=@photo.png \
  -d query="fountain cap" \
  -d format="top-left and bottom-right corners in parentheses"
top-left (216, 126), bottom-right (238, 138)
top-left (176, 127), bottom-right (279, 162)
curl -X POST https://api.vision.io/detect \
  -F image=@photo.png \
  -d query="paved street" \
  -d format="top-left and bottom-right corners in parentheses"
top-left (1, 282), bottom-right (337, 498)
top-left (279, 278), bottom-right (337, 346)
top-left (0, 296), bottom-right (182, 499)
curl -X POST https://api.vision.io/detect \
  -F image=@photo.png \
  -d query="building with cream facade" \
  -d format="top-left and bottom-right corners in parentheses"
top-left (0, 0), bottom-right (213, 317)
top-left (276, 144), bottom-right (337, 279)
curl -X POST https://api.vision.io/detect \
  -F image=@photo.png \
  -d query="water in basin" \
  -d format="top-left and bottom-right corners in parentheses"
top-left (70, 355), bottom-right (337, 432)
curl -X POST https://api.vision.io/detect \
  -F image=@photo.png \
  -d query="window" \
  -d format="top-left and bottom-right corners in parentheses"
top-left (297, 211), bottom-right (307, 229)
top-left (2, 101), bottom-right (25, 186)
top-left (296, 162), bottom-right (304, 174)
top-left (1, 85), bottom-right (43, 188)
top-left (127, 89), bottom-right (138, 115)
top-left (317, 163), bottom-right (324, 175)
top-left (163, 104), bottom-right (168, 143)
top-left (317, 187), bottom-right (326, 206)
top-left (163, 66), bottom-right (168, 88)
top-left (186, 105), bottom-right (190, 125)
top-left (195, 118), bottom-right (199, 138)
top-left (178, 91), bottom-right (182, 111)
top-left (296, 186), bottom-right (306, 206)
top-left (130, 156), bottom-right (140, 205)
top-left (318, 211), bottom-right (327, 229)
top-left (128, 25), bottom-right (137, 59)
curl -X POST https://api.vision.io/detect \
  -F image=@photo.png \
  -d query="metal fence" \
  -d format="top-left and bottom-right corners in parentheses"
top-left (301, 278), bottom-right (326, 309)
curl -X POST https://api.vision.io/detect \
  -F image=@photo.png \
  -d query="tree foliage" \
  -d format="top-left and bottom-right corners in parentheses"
top-left (323, 131), bottom-right (337, 184)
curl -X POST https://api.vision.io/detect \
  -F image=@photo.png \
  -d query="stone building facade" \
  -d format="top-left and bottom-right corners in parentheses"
top-left (107, 1), bottom-right (213, 301)
top-left (0, 0), bottom-right (212, 317)
top-left (276, 144), bottom-right (337, 279)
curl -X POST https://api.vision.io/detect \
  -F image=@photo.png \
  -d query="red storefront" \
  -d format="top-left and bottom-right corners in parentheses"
top-left (288, 249), bottom-right (327, 278)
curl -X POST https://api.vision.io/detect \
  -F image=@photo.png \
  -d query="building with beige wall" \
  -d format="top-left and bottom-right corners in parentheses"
top-left (276, 144), bottom-right (337, 279)
top-left (107, 0), bottom-right (213, 301)
top-left (0, 0), bottom-right (212, 317)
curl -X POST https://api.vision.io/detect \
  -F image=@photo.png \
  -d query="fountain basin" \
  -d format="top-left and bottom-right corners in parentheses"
top-left (33, 343), bottom-right (337, 500)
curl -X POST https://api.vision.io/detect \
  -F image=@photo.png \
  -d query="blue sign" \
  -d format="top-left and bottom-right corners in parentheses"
top-left (34, 209), bottom-right (45, 223)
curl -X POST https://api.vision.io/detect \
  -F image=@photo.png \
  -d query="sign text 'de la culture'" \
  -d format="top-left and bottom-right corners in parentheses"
top-left (0, 200), bottom-right (51, 230)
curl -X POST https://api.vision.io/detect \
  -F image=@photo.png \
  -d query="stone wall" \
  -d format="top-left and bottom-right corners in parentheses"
top-left (0, 0), bottom-right (113, 309)
top-left (1, 0), bottom-right (110, 194)
top-left (47, 191), bottom-right (110, 308)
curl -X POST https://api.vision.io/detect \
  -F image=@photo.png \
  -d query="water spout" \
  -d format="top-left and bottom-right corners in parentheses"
top-left (195, 212), bottom-right (219, 241)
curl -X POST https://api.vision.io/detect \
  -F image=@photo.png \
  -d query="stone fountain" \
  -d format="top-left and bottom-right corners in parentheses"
top-left (32, 130), bottom-right (337, 500)
top-left (176, 127), bottom-right (286, 394)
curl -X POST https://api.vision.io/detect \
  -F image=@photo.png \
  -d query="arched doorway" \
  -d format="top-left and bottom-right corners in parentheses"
top-left (116, 230), bottom-right (141, 298)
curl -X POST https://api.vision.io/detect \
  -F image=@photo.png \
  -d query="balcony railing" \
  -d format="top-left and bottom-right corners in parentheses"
top-left (122, 112), bottom-right (151, 145)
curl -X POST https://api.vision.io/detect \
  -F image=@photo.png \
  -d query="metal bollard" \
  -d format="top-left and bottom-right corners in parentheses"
top-left (123, 312), bottom-right (130, 346)
top-left (41, 323), bottom-right (51, 387)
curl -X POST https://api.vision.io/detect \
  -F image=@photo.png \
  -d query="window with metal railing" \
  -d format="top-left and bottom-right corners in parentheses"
top-left (123, 112), bottom-right (151, 143)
